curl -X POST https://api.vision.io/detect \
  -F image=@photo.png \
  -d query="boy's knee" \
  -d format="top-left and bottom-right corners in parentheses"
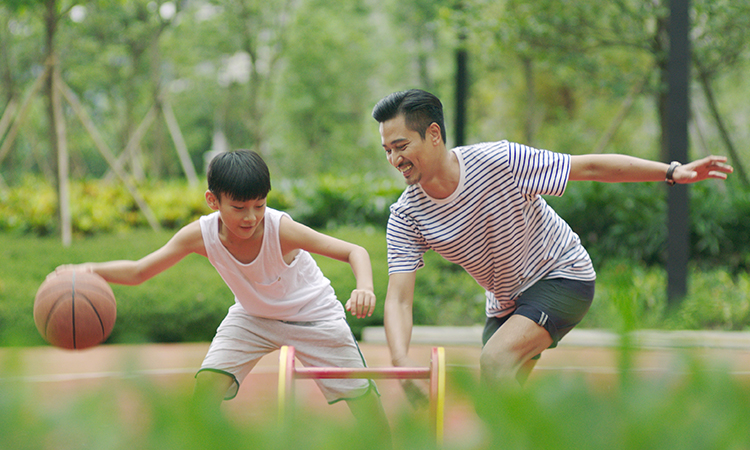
top-left (193, 370), bottom-right (235, 408)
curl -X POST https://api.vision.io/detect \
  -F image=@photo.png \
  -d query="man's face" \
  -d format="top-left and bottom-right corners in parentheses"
top-left (379, 115), bottom-right (429, 186)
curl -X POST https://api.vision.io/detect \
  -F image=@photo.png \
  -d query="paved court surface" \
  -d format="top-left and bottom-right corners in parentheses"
top-left (2, 328), bottom-right (750, 448)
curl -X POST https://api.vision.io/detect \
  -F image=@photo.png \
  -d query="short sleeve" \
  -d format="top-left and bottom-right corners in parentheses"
top-left (385, 211), bottom-right (429, 274)
top-left (506, 142), bottom-right (570, 197)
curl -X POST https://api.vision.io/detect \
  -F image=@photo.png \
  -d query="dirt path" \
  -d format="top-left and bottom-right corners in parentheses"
top-left (3, 335), bottom-right (750, 448)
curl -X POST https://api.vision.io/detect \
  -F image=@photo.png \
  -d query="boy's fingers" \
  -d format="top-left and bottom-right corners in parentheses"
top-left (347, 290), bottom-right (376, 318)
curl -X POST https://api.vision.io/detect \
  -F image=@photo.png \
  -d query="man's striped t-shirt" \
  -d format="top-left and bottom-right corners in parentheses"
top-left (386, 141), bottom-right (596, 318)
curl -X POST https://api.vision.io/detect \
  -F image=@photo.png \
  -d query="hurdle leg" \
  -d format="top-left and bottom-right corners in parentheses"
top-left (430, 346), bottom-right (446, 446)
top-left (277, 345), bottom-right (296, 426)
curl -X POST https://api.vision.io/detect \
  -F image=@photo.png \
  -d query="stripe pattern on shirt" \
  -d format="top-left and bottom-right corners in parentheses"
top-left (386, 141), bottom-right (595, 318)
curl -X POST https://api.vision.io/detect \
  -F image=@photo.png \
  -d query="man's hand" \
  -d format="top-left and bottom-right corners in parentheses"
top-left (674, 155), bottom-right (733, 184)
top-left (393, 355), bottom-right (429, 409)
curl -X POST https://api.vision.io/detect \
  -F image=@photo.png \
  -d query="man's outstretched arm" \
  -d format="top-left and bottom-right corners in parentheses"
top-left (569, 154), bottom-right (733, 184)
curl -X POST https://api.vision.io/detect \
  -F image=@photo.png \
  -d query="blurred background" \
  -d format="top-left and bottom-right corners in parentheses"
top-left (2, 0), bottom-right (748, 183)
top-left (3, 4), bottom-right (750, 448)
top-left (1, 0), bottom-right (750, 345)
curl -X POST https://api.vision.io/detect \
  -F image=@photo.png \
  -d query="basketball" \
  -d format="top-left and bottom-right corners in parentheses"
top-left (34, 270), bottom-right (117, 350)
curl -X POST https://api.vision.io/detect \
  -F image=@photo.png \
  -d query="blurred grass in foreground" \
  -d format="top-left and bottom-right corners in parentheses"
top-left (2, 347), bottom-right (749, 450)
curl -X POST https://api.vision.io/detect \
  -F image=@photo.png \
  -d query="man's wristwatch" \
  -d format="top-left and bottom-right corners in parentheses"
top-left (665, 161), bottom-right (681, 186)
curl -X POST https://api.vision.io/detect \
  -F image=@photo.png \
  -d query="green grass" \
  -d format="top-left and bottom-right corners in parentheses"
top-left (0, 229), bottom-right (231, 346)
top-left (2, 228), bottom-right (750, 347)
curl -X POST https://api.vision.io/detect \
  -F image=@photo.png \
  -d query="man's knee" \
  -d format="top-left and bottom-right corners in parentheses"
top-left (480, 346), bottom-right (520, 378)
top-left (480, 316), bottom-right (552, 384)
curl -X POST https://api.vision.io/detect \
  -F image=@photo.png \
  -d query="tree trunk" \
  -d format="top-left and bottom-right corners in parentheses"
top-left (43, 0), bottom-right (63, 237)
top-left (655, 13), bottom-right (670, 162)
top-left (522, 56), bottom-right (535, 145)
top-left (696, 67), bottom-right (749, 187)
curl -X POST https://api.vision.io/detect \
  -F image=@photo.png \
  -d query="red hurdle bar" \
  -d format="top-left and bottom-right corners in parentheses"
top-left (293, 367), bottom-right (432, 379)
top-left (278, 345), bottom-right (446, 445)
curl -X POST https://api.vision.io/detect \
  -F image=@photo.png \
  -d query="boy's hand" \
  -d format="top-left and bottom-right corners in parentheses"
top-left (52, 264), bottom-right (93, 278)
top-left (345, 288), bottom-right (376, 319)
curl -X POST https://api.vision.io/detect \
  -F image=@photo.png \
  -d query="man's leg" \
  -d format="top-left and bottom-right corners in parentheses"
top-left (515, 358), bottom-right (539, 385)
top-left (479, 314), bottom-right (552, 388)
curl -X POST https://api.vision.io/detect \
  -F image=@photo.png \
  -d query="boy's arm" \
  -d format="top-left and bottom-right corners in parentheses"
top-left (569, 154), bottom-right (733, 183)
top-left (56, 221), bottom-right (205, 285)
top-left (278, 216), bottom-right (375, 318)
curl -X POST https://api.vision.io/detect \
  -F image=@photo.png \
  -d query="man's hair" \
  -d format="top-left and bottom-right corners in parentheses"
top-left (207, 150), bottom-right (271, 201)
top-left (371, 89), bottom-right (447, 143)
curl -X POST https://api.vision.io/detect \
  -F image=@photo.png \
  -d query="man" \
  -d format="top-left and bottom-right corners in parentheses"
top-left (372, 89), bottom-right (733, 391)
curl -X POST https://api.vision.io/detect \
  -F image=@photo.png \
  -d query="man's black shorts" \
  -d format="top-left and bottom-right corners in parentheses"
top-left (482, 278), bottom-right (596, 357)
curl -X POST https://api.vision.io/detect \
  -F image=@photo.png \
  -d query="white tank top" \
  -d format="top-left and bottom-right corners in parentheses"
top-left (199, 208), bottom-right (345, 321)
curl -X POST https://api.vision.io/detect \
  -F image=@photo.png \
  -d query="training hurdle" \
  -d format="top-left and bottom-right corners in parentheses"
top-left (278, 345), bottom-right (446, 445)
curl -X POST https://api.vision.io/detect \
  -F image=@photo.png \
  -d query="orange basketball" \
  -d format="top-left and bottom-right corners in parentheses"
top-left (34, 270), bottom-right (117, 350)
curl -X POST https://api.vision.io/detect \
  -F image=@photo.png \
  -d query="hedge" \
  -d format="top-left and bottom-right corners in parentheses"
top-left (2, 175), bottom-right (747, 272)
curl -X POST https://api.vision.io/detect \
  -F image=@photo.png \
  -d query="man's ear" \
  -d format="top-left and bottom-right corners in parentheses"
top-left (205, 190), bottom-right (220, 211)
top-left (428, 122), bottom-right (442, 146)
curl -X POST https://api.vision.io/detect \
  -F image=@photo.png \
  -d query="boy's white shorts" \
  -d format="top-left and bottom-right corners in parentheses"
top-left (197, 303), bottom-right (376, 403)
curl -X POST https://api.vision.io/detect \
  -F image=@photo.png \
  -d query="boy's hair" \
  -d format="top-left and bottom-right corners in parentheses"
top-left (207, 150), bottom-right (271, 201)
top-left (372, 89), bottom-right (447, 144)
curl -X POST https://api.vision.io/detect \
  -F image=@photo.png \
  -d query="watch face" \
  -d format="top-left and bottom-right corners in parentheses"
top-left (666, 161), bottom-right (680, 185)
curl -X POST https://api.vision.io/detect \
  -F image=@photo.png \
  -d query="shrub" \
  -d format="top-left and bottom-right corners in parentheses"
top-left (583, 260), bottom-right (750, 332)
top-left (0, 175), bottom-right (403, 236)
top-left (547, 178), bottom-right (750, 272)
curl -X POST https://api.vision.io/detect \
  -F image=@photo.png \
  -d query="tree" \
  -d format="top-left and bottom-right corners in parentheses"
top-left (0, 0), bottom-right (73, 242)
top-left (68, 0), bottom-right (192, 179)
top-left (469, 0), bottom-right (750, 165)
top-left (272, 0), bottom-right (381, 176)
top-left (691, 0), bottom-right (750, 186)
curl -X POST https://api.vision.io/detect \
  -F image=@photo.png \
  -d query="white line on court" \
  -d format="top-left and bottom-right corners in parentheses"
top-left (0, 366), bottom-right (280, 384)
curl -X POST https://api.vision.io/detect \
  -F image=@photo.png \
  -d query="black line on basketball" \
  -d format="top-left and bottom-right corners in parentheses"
top-left (71, 272), bottom-right (77, 349)
top-left (78, 293), bottom-right (106, 335)
top-left (43, 292), bottom-right (73, 340)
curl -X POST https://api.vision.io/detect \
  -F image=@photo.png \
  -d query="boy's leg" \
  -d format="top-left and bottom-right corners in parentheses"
top-left (194, 305), bottom-right (275, 409)
top-left (345, 389), bottom-right (392, 442)
top-left (283, 319), bottom-right (389, 425)
top-left (193, 370), bottom-right (235, 410)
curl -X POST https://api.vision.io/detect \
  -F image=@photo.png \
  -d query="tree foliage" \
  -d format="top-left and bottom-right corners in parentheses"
top-left (466, 0), bottom-right (750, 162)
top-left (1, 0), bottom-right (748, 185)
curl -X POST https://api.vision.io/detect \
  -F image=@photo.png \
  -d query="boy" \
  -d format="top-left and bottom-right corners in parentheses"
top-left (56, 150), bottom-right (389, 429)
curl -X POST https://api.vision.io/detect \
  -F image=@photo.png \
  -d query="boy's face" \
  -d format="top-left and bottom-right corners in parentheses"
top-left (205, 191), bottom-right (266, 241)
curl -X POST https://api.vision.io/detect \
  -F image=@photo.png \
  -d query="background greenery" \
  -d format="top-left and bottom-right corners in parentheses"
top-left (2, 2), bottom-right (749, 446)
top-left (1, 177), bottom-right (749, 347)
top-left (1, 0), bottom-right (749, 181)
top-left (1, 0), bottom-right (749, 345)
